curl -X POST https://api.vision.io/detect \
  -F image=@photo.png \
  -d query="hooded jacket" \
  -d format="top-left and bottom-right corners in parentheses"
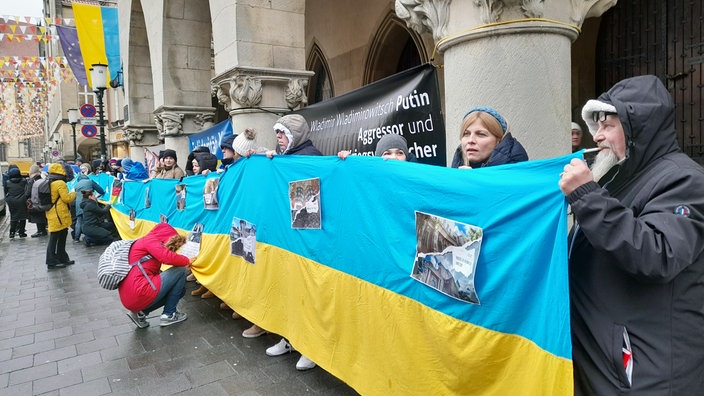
top-left (118, 223), bottom-right (190, 312)
top-left (74, 173), bottom-right (105, 217)
top-left (46, 163), bottom-right (76, 232)
top-left (5, 167), bottom-right (28, 221)
top-left (274, 114), bottom-right (323, 156)
top-left (567, 75), bottom-right (704, 394)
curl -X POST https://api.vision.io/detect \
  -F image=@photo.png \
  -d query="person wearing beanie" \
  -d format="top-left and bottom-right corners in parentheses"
top-left (5, 166), bottom-right (28, 239)
top-left (571, 122), bottom-right (584, 152)
top-left (45, 163), bottom-right (76, 269)
top-left (232, 128), bottom-right (259, 157)
top-left (374, 134), bottom-right (410, 160)
top-left (26, 165), bottom-right (48, 237)
top-left (337, 133), bottom-right (411, 162)
top-left (215, 133), bottom-right (238, 172)
top-left (121, 158), bottom-right (134, 173)
top-left (246, 114), bottom-right (321, 372)
top-left (92, 159), bottom-right (103, 174)
top-left (450, 106), bottom-right (528, 168)
top-left (558, 75), bottom-right (704, 395)
top-left (155, 149), bottom-right (185, 179)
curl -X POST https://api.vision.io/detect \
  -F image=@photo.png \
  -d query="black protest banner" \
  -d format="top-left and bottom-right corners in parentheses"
top-left (295, 63), bottom-right (446, 166)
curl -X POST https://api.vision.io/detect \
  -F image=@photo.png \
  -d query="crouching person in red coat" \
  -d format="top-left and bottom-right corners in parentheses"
top-left (119, 223), bottom-right (196, 328)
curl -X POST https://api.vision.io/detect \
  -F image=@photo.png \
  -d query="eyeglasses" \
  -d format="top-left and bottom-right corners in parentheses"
top-left (592, 111), bottom-right (617, 123)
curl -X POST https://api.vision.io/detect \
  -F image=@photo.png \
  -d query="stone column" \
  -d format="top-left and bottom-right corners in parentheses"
top-left (396, 0), bottom-right (616, 163)
top-left (210, 0), bottom-right (312, 151)
top-left (212, 68), bottom-right (313, 151)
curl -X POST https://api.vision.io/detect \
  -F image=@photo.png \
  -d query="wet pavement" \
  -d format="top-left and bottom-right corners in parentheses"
top-left (0, 216), bottom-right (359, 395)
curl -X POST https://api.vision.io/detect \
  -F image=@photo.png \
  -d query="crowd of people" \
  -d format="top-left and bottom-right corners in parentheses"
top-left (4, 74), bottom-right (703, 391)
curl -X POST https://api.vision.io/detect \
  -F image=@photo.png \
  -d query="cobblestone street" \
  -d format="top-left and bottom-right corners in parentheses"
top-left (0, 216), bottom-right (358, 395)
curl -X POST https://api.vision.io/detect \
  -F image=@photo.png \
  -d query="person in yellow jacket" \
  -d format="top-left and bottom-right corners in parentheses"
top-left (45, 163), bottom-right (76, 269)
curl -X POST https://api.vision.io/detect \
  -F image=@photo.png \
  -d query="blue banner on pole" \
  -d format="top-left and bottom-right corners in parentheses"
top-left (188, 119), bottom-right (234, 159)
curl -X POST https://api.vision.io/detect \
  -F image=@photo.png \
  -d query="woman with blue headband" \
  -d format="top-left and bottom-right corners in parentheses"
top-left (451, 106), bottom-right (528, 168)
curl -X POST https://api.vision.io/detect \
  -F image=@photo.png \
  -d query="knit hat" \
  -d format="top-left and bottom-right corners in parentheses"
top-left (220, 134), bottom-right (236, 151)
top-left (80, 163), bottom-right (91, 174)
top-left (232, 128), bottom-right (258, 156)
top-left (29, 164), bottom-right (41, 175)
top-left (375, 134), bottom-right (409, 158)
top-left (8, 167), bottom-right (20, 177)
top-left (109, 158), bottom-right (117, 166)
top-left (581, 99), bottom-right (618, 136)
top-left (464, 106), bottom-right (508, 135)
top-left (75, 156), bottom-right (83, 163)
top-left (161, 149), bottom-right (177, 162)
top-left (121, 158), bottom-right (134, 172)
top-left (571, 122), bottom-right (582, 133)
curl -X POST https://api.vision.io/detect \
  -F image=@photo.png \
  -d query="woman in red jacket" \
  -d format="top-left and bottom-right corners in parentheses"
top-left (119, 223), bottom-right (195, 328)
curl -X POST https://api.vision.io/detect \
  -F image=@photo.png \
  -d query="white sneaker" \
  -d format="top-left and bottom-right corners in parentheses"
top-left (296, 355), bottom-right (316, 371)
top-left (266, 338), bottom-right (294, 356)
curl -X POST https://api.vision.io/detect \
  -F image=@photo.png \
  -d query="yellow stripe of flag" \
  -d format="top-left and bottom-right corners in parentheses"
top-left (72, 3), bottom-right (107, 87)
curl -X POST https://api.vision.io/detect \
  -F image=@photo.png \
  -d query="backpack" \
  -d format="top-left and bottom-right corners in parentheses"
top-left (97, 240), bottom-right (155, 290)
top-left (30, 178), bottom-right (56, 211)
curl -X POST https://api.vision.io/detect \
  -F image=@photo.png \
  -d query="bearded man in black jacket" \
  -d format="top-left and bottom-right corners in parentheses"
top-left (559, 75), bottom-right (704, 395)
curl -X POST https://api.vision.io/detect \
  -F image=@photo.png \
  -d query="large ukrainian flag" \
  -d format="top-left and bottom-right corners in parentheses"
top-left (107, 153), bottom-right (576, 395)
top-left (72, 3), bottom-right (120, 86)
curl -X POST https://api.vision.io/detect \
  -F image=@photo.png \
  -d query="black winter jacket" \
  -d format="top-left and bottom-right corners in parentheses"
top-left (567, 75), bottom-right (704, 395)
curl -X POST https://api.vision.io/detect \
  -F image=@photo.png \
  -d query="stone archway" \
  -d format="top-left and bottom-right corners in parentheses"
top-left (364, 11), bottom-right (428, 85)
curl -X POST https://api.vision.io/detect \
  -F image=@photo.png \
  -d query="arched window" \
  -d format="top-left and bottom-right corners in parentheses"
top-left (306, 43), bottom-right (334, 105)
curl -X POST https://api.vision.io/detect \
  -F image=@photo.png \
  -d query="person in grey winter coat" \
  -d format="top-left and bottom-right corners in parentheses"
top-left (72, 165), bottom-right (105, 242)
top-left (26, 165), bottom-right (48, 237)
top-left (5, 166), bottom-right (28, 238)
top-left (559, 75), bottom-right (704, 395)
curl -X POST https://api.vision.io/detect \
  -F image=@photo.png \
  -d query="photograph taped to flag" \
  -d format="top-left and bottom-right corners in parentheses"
top-left (288, 178), bottom-right (321, 229)
top-left (411, 211), bottom-right (483, 304)
top-left (180, 223), bottom-right (203, 259)
top-left (230, 217), bottom-right (256, 264)
top-left (175, 184), bottom-right (186, 210)
top-left (204, 178), bottom-right (219, 210)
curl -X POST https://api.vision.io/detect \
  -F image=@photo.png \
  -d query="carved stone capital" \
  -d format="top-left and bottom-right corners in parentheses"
top-left (285, 78), bottom-right (309, 110)
top-left (211, 66), bottom-right (314, 114)
top-left (193, 113), bottom-right (215, 129)
top-left (570, 0), bottom-right (617, 26)
top-left (395, 0), bottom-right (451, 41)
top-left (123, 128), bottom-right (144, 143)
top-left (212, 83), bottom-right (232, 112)
top-left (230, 75), bottom-right (263, 107)
top-left (398, 0), bottom-right (616, 49)
top-left (154, 111), bottom-right (184, 139)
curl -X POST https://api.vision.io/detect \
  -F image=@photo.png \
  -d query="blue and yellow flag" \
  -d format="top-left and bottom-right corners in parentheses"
top-left (106, 153), bottom-right (578, 395)
top-left (72, 3), bottom-right (120, 86)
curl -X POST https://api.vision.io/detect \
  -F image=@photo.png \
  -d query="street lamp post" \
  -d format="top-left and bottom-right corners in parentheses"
top-left (90, 63), bottom-right (108, 161)
top-left (67, 108), bottom-right (79, 160)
